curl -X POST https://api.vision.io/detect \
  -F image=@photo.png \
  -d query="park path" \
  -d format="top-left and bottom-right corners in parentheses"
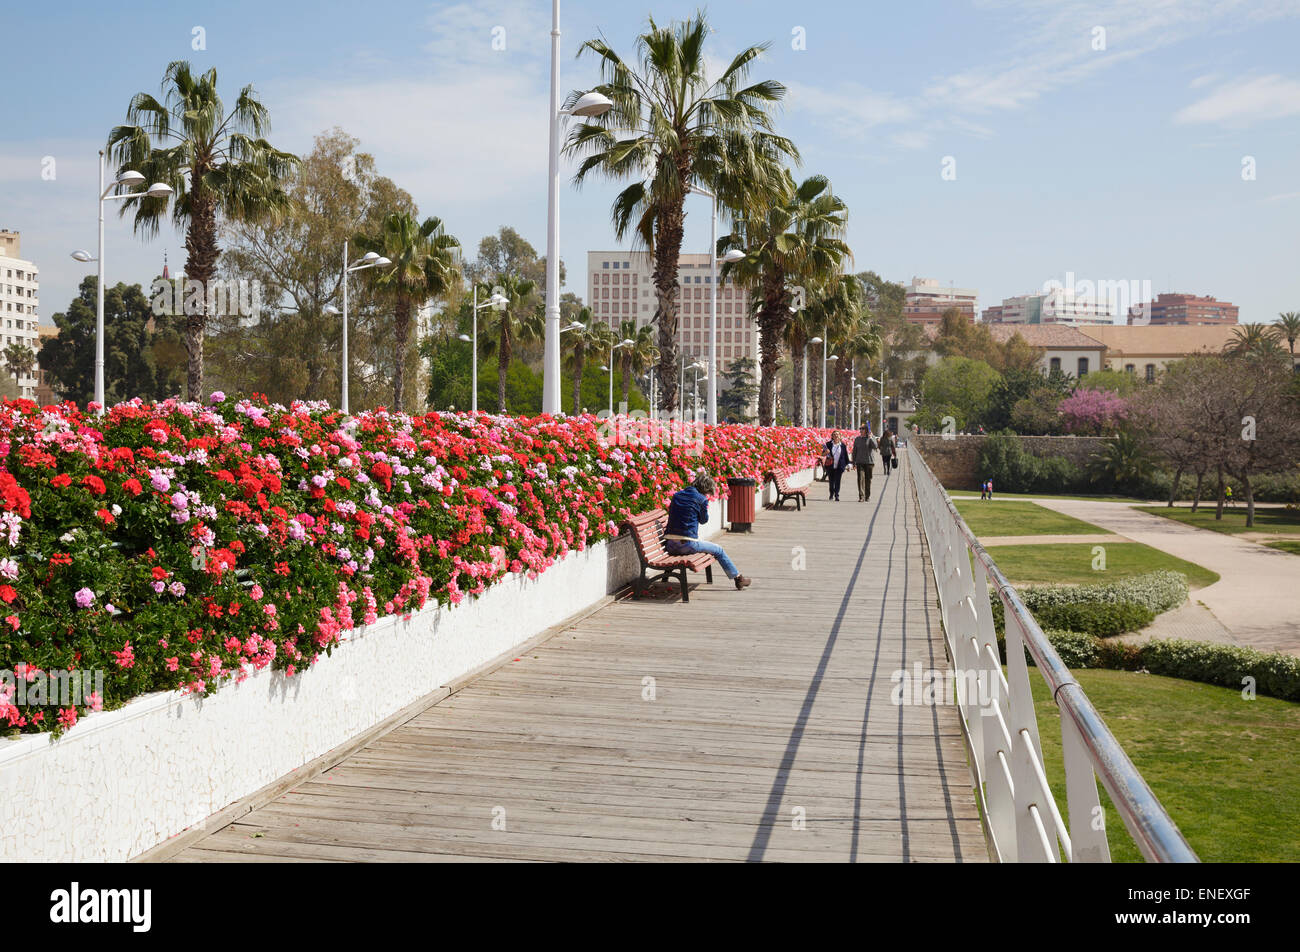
top-left (1027, 499), bottom-right (1300, 656)
top-left (164, 454), bottom-right (985, 863)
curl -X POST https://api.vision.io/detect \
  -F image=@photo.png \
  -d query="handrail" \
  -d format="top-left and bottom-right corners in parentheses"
top-left (904, 434), bottom-right (1198, 863)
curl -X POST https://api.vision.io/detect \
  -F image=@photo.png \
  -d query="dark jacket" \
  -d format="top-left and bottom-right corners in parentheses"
top-left (879, 432), bottom-right (895, 458)
top-left (824, 440), bottom-right (850, 471)
top-left (851, 434), bottom-right (877, 466)
top-left (665, 486), bottom-right (709, 539)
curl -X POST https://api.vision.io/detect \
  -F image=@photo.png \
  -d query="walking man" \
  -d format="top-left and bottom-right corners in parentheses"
top-left (851, 423), bottom-right (878, 501)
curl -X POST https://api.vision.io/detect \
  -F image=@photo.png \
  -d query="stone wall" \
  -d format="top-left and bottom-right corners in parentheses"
top-left (908, 434), bottom-right (1107, 490)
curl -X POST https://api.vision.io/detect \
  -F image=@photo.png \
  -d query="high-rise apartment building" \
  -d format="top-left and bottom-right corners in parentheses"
top-left (586, 250), bottom-right (757, 373)
top-left (0, 230), bottom-right (43, 399)
top-left (982, 288), bottom-right (1115, 325)
top-left (903, 277), bottom-right (978, 325)
top-left (1126, 292), bottom-right (1238, 326)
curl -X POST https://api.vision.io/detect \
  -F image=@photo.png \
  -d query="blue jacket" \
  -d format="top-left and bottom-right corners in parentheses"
top-left (665, 486), bottom-right (709, 539)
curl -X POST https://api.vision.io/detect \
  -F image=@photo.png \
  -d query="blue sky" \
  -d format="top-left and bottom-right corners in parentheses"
top-left (5, 0), bottom-right (1299, 326)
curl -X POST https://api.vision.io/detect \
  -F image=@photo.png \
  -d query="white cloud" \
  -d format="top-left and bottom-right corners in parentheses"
top-left (1174, 74), bottom-right (1300, 125)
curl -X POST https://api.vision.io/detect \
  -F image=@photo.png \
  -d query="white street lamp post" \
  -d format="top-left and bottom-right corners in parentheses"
top-left (610, 337), bottom-right (634, 415)
top-left (818, 327), bottom-right (838, 430)
top-left (685, 187), bottom-right (745, 425)
top-left (324, 243), bottom-right (391, 415)
top-left (805, 335), bottom-right (822, 428)
top-left (868, 374), bottom-right (885, 435)
top-left (72, 152), bottom-right (172, 415)
top-left (542, 0), bottom-right (613, 415)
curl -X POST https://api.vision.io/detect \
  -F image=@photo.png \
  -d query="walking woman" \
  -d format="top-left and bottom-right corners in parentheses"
top-left (824, 429), bottom-right (850, 501)
top-left (879, 428), bottom-right (895, 478)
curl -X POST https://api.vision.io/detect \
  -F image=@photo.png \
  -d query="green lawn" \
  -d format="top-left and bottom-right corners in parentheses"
top-left (1137, 505), bottom-right (1300, 536)
top-left (984, 542), bottom-right (1220, 589)
top-left (1030, 669), bottom-right (1300, 862)
top-left (954, 500), bottom-right (1105, 538)
top-left (951, 490), bottom-right (1151, 503)
top-left (1266, 540), bottom-right (1300, 556)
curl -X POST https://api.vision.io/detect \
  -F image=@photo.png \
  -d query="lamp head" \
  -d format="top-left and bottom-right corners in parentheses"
top-left (722, 249), bottom-right (745, 264)
top-left (571, 91), bottom-right (614, 118)
top-left (323, 304), bottom-right (340, 316)
top-left (115, 171), bottom-right (145, 187)
top-left (360, 252), bottom-right (380, 263)
top-left (809, 336), bottom-right (823, 344)
top-left (71, 250), bottom-right (95, 263)
top-left (145, 183), bottom-right (174, 199)
top-left (458, 334), bottom-right (471, 342)
top-left (375, 257), bottom-right (392, 267)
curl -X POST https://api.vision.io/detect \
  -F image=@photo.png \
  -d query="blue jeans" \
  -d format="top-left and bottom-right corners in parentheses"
top-left (665, 538), bottom-right (739, 578)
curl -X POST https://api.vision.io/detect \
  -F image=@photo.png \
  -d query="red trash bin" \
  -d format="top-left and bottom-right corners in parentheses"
top-left (727, 477), bottom-right (756, 532)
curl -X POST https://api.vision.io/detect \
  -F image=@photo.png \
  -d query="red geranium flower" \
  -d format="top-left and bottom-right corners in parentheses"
top-left (81, 475), bottom-right (106, 495)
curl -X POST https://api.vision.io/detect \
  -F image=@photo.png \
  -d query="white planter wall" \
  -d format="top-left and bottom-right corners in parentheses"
top-left (0, 469), bottom-right (810, 862)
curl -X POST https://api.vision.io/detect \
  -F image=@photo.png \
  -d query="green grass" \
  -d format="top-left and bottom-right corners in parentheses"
top-left (1265, 540), bottom-right (1300, 556)
top-left (953, 500), bottom-right (1105, 538)
top-left (1029, 669), bottom-right (1300, 862)
top-left (951, 490), bottom-right (1150, 503)
top-left (984, 542), bottom-right (1220, 589)
top-left (1137, 505), bottom-right (1300, 536)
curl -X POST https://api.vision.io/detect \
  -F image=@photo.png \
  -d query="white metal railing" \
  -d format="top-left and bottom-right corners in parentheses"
top-left (905, 437), bottom-right (1198, 863)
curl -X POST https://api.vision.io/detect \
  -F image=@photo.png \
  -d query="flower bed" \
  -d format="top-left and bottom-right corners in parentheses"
top-left (0, 396), bottom-right (825, 735)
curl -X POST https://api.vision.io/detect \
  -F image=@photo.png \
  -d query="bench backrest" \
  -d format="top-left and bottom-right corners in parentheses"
top-left (623, 508), bottom-right (669, 562)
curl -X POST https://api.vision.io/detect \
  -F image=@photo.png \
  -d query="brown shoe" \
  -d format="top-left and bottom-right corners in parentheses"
top-left (734, 575), bottom-right (752, 590)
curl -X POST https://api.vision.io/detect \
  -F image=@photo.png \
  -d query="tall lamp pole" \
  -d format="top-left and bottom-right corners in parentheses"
top-left (805, 335), bottom-right (822, 428)
top-left (72, 152), bottom-right (172, 414)
top-left (610, 337), bottom-right (634, 415)
top-left (819, 328), bottom-right (838, 429)
top-left (324, 242), bottom-right (391, 414)
top-left (542, 0), bottom-right (612, 415)
top-left (686, 186), bottom-right (745, 425)
top-left (868, 374), bottom-right (885, 434)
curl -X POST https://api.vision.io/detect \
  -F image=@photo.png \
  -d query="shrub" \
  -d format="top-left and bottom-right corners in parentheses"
top-left (1032, 601), bottom-right (1155, 637)
top-left (1022, 571), bottom-right (1188, 615)
top-left (1139, 639), bottom-right (1300, 701)
top-left (994, 631), bottom-right (1300, 702)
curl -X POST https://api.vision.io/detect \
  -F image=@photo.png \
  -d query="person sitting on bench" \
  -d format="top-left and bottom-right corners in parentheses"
top-left (664, 472), bottom-right (753, 590)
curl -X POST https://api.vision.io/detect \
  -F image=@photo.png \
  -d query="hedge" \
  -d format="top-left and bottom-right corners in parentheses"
top-left (1000, 629), bottom-right (1300, 703)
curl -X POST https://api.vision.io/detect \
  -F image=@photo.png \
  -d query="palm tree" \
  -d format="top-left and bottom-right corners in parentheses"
top-left (477, 273), bottom-right (538, 413)
top-left (1273, 312), bottom-right (1300, 357)
top-left (565, 12), bottom-right (797, 416)
top-left (720, 173), bottom-right (852, 425)
top-left (1, 343), bottom-right (36, 394)
top-left (355, 213), bottom-right (461, 410)
top-left (781, 307), bottom-right (820, 426)
top-left (563, 307), bottom-right (598, 413)
top-left (107, 60), bottom-right (298, 401)
top-left (1226, 323), bottom-right (1283, 358)
top-left (805, 273), bottom-right (867, 426)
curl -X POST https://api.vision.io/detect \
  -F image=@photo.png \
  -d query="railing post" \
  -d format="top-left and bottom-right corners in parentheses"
top-left (1061, 707), bottom-right (1111, 862)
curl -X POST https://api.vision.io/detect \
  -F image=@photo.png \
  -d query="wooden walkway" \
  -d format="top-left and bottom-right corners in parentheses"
top-left (170, 453), bottom-right (987, 863)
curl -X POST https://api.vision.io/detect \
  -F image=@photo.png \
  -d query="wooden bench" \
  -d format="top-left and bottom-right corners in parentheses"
top-left (622, 509), bottom-right (715, 602)
top-left (765, 469), bottom-right (808, 511)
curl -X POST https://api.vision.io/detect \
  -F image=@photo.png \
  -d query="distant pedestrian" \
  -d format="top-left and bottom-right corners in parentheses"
top-left (980, 479), bottom-right (989, 501)
top-left (879, 429), bottom-right (895, 478)
top-left (850, 424), bottom-right (878, 501)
